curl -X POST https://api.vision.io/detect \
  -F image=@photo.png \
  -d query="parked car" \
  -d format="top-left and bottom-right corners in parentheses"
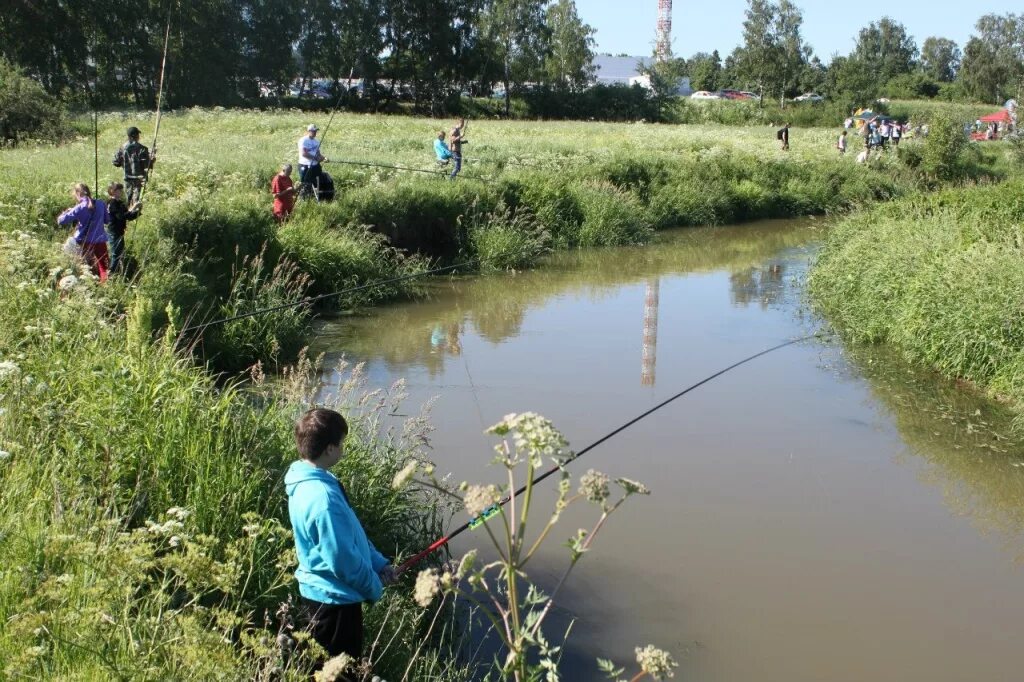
top-left (792, 93), bottom-right (824, 103)
top-left (690, 91), bottom-right (721, 100)
top-left (739, 91), bottom-right (761, 101)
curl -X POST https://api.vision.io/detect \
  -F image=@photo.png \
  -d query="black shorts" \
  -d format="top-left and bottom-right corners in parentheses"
top-left (299, 597), bottom-right (363, 665)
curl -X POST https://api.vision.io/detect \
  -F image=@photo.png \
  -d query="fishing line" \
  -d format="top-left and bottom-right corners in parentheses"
top-left (327, 158), bottom-right (497, 185)
top-left (397, 333), bottom-right (821, 573)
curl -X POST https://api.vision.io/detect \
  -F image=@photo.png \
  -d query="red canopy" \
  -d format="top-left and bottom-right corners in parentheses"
top-left (979, 110), bottom-right (1011, 123)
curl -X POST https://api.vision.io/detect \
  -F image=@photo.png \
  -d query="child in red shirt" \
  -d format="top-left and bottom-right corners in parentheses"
top-left (271, 164), bottom-right (297, 223)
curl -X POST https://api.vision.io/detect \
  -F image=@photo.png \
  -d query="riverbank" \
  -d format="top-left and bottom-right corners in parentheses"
top-left (809, 179), bottom-right (1024, 415)
top-left (2, 111), bottom-right (1007, 373)
top-left (0, 228), bottom-right (465, 679)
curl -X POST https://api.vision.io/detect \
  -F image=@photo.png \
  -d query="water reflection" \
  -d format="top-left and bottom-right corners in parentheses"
top-left (845, 345), bottom-right (1024, 556)
top-left (730, 262), bottom-right (786, 309)
top-left (312, 220), bottom-right (819, 374)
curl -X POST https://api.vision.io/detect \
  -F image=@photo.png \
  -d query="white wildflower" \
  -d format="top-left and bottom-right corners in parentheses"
top-left (314, 652), bottom-right (355, 682)
top-left (0, 361), bottom-right (20, 381)
top-left (414, 568), bottom-right (441, 607)
top-left (463, 484), bottom-right (501, 517)
top-left (56, 573), bottom-right (73, 585)
top-left (635, 645), bottom-right (677, 679)
top-left (48, 267), bottom-right (62, 278)
top-left (168, 536), bottom-right (181, 548)
top-left (616, 477), bottom-right (651, 496)
top-left (391, 460), bottom-right (418, 490)
top-left (166, 507), bottom-right (190, 521)
top-left (579, 469), bottom-right (611, 505)
top-left (487, 412), bottom-right (568, 465)
top-left (57, 275), bottom-right (78, 291)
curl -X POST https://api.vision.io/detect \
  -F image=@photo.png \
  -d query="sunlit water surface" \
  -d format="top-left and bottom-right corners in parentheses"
top-left (311, 220), bottom-right (1024, 681)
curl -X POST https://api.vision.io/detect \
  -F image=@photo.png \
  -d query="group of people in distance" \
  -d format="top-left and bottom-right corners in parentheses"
top-left (56, 126), bottom-right (153, 282)
top-left (841, 114), bottom-right (906, 163)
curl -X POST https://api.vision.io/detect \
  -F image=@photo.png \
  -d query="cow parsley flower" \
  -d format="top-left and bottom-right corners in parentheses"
top-left (414, 568), bottom-right (441, 607)
top-left (635, 645), bottom-right (677, 679)
top-left (58, 275), bottom-right (78, 291)
top-left (463, 484), bottom-right (501, 517)
top-left (616, 477), bottom-right (650, 496)
top-left (579, 469), bottom-right (610, 505)
top-left (0, 361), bottom-right (20, 381)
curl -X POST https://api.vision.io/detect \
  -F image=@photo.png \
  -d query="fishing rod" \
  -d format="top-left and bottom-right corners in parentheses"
top-left (313, 67), bottom-right (352, 153)
top-left (327, 158), bottom-right (497, 184)
top-left (396, 333), bottom-right (820, 573)
top-left (140, 2), bottom-right (173, 203)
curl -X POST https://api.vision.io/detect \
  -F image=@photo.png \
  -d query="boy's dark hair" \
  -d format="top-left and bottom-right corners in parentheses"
top-left (294, 408), bottom-right (349, 460)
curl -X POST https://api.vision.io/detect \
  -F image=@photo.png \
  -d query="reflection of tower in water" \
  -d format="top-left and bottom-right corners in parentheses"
top-left (641, 278), bottom-right (659, 386)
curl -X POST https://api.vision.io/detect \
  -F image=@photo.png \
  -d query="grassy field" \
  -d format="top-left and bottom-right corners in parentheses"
top-left (5, 108), bottom-right (965, 373)
top-left (0, 109), bottom-right (1013, 680)
top-left (809, 179), bottom-right (1024, 417)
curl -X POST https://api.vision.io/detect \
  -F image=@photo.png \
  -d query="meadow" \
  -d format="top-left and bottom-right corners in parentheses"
top-left (4, 108), bottom-right (977, 372)
top-left (0, 109), bottom-right (1012, 680)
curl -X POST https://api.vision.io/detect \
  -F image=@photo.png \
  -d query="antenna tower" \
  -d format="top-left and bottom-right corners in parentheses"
top-left (656, 0), bottom-right (672, 62)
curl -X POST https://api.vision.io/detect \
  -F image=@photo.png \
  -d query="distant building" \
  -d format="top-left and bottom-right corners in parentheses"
top-left (592, 55), bottom-right (691, 95)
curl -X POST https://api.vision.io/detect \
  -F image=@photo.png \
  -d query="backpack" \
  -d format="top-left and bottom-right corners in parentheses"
top-left (114, 141), bottom-right (150, 180)
top-left (776, 129), bottom-right (784, 140)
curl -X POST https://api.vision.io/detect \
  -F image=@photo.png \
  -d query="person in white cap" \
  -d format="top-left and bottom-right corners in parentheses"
top-left (298, 124), bottom-right (327, 198)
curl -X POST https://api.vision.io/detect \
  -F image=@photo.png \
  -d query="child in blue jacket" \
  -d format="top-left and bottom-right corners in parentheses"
top-left (286, 408), bottom-right (397, 667)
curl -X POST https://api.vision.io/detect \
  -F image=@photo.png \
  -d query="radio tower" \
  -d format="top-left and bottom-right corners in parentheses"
top-left (656, 0), bottom-right (672, 62)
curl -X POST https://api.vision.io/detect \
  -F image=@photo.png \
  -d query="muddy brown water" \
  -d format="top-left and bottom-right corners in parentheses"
top-left (311, 219), bottom-right (1024, 681)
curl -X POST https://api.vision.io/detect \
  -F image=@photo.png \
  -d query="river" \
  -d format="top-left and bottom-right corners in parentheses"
top-left (310, 219), bottom-right (1024, 681)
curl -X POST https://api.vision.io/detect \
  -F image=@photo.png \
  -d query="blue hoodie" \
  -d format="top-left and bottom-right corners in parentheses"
top-left (285, 460), bottom-right (389, 605)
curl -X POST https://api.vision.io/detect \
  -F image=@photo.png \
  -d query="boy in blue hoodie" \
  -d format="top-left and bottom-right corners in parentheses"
top-left (285, 408), bottom-right (397, 666)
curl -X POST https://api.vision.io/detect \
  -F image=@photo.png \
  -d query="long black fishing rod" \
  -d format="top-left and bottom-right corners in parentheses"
top-left (397, 333), bottom-right (820, 573)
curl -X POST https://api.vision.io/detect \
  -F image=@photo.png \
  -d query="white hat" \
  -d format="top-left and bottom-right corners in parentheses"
top-left (307, 124), bottom-right (319, 132)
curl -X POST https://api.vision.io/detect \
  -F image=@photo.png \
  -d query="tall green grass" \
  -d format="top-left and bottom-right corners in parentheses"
top-left (809, 181), bottom-right (1024, 412)
top-left (0, 228), bottom-right (465, 679)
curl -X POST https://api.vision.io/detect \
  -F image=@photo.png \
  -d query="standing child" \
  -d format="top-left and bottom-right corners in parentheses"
top-left (448, 118), bottom-right (467, 180)
top-left (837, 130), bottom-right (848, 155)
top-left (778, 122), bottom-right (791, 151)
top-left (105, 182), bottom-right (141, 273)
top-left (285, 408), bottom-right (398, 670)
top-left (270, 164), bottom-right (297, 223)
top-left (57, 182), bottom-right (110, 282)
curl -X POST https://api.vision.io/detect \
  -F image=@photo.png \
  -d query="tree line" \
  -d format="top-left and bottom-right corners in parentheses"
top-left (0, 0), bottom-right (597, 115)
top-left (1, 1), bottom-right (1021, 121)
top-left (662, 6), bottom-right (1023, 107)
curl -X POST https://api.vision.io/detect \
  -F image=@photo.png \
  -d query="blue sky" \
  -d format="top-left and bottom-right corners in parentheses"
top-left (576, 0), bottom-right (1019, 63)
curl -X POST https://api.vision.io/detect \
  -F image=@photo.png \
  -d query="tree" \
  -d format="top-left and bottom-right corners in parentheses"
top-left (481, 0), bottom-right (549, 116)
top-left (687, 51), bottom-right (722, 92)
top-left (920, 37), bottom-right (960, 82)
top-left (852, 17), bottom-right (917, 85)
top-left (732, 0), bottom-right (810, 106)
top-left (824, 54), bottom-right (877, 108)
top-left (543, 0), bottom-right (596, 92)
top-left (957, 14), bottom-right (1024, 104)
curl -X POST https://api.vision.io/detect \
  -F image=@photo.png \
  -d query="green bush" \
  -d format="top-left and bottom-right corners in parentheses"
top-left (919, 113), bottom-right (969, 181)
top-left (0, 58), bottom-right (66, 144)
